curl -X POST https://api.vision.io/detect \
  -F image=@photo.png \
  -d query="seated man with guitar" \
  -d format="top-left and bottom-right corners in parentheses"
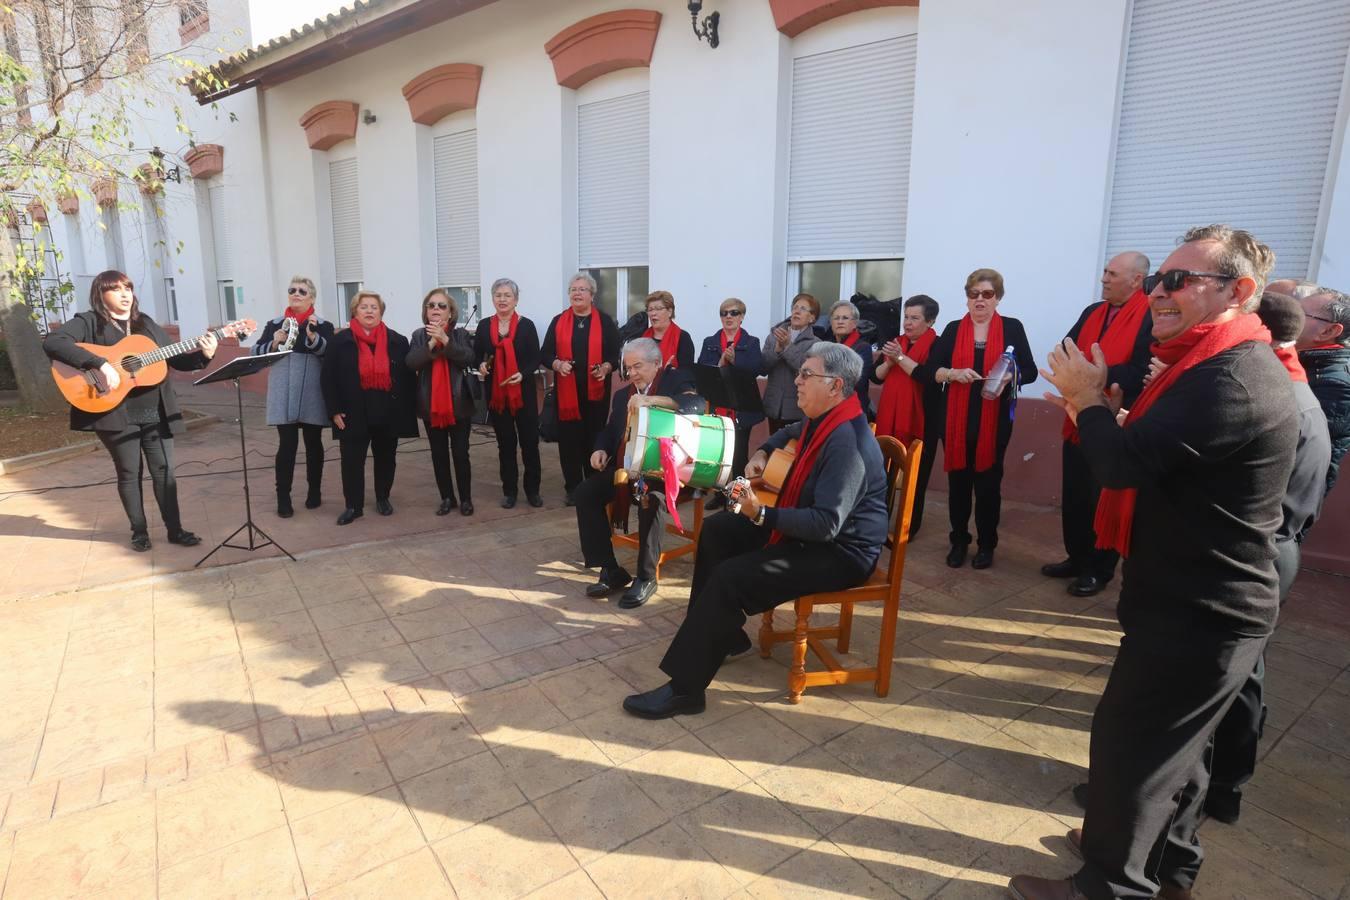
top-left (575, 337), bottom-right (701, 609)
top-left (45, 269), bottom-right (254, 552)
top-left (623, 341), bottom-right (888, 719)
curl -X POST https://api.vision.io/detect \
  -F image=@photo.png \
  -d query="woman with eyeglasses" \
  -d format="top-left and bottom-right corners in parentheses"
top-left (761, 292), bottom-right (821, 433)
top-left (475, 278), bottom-right (543, 509)
top-left (914, 268), bottom-right (1035, 569)
top-left (643, 290), bottom-right (695, 370)
top-left (827, 300), bottom-right (876, 421)
top-left (253, 276), bottom-right (334, 517)
top-left (321, 290), bottom-right (418, 525)
top-left (698, 298), bottom-right (763, 506)
top-left (408, 289), bottom-right (476, 516)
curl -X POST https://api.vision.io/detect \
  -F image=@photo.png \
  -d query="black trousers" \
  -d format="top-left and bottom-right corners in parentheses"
top-left (1075, 630), bottom-right (1264, 899)
top-left (556, 399), bottom-right (609, 494)
top-left (491, 404), bottom-right (541, 499)
top-left (338, 426), bottom-right (399, 511)
top-left (98, 424), bottom-right (182, 537)
top-left (1061, 439), bottom-right (1120, 578)
top-left (575, 471), bottom-right (666, 581)
top-left (731, 425), bottom-right (753, 480)
top-left (275, 423), bottom-right (325, 500)
top-left (946, 459), bottom-right (1004, 550)
top-left (908, 430), bottom-right (939, 538)
top-left (428, 421), bottom-right (472, 503)
top-left (659, 512), bottom-right (869, 693)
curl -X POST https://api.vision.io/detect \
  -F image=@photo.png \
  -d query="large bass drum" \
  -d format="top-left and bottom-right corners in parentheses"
top-left (622, 407), bottom-right (736, 490)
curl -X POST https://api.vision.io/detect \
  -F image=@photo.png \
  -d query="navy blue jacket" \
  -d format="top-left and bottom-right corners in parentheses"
top-left (698, 330), bottom-right (764, 428)
top-left (1300, 345), bottom-right (1350, 495)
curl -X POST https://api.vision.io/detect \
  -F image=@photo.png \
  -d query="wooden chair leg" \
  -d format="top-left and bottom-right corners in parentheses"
top-left (874, 594), bottom-right (900, 698)
top-left (788, 603), bottom-right (810, 704)
top-left (837, 603), bottom-right (854, 654)
top-left (758, 611), bottom-right (774, 658)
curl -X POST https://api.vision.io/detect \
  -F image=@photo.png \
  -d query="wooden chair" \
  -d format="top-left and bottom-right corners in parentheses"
top-left (609, 486), bottom-right (706, 581)
top-left (758, 436), bottom-right (920, 703)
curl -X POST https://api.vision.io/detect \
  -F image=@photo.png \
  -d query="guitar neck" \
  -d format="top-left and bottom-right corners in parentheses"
top-left (133, 327), bottom-right (227, 367)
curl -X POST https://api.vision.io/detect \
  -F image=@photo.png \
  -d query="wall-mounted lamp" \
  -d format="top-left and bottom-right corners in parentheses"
top-left (362, 109), bottom-right (377, 125)
top-left (688, 0), bottom-right (719, 48)
top-left (148, 147), bottom-right (182, 184)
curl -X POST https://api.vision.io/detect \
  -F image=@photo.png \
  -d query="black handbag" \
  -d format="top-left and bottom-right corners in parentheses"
top-left (539, 379), bottom-right (560, 443)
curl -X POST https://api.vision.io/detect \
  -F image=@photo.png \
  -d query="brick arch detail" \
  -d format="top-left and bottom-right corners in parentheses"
top-left (184, 143), bottom-right (224, 179)
top-left (769, 0), bottom-right (918, 38)
top-left (544, 9), bottom-right (661, 90)
top-left (402, 64), bottom-right (483, 126)
top-left (299, 100), bottom-right (359, 151)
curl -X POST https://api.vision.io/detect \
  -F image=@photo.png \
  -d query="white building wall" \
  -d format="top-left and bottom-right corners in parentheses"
top-left (1317, 45), bottom-right (1350, 290)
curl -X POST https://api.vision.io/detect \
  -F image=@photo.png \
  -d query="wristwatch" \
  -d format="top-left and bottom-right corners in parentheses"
top-left (753, 506), bottom-right (767, 527)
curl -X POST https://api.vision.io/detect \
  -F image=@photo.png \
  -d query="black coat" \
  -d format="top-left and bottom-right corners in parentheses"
top-left (473, 315), bottom-right (542, 413)
top-left (1064, 301), bottom-right (1154, 406)
top-left (1300, 345), bottom-right (1350, 495)
top-left (540, 307), bottom-right (622, 412)
top-left (647, 328), bottom-right (696, 370)
top-left (833, 333), bottom-right (876, 421)
top-left (407, 326), bottom-right (476, 426)
top-left (697, 330), bottom-right (765, 428)
top-left (320, 327), bottom-right (419, 441)
top-left (43, 311), bottom-right (208, 434)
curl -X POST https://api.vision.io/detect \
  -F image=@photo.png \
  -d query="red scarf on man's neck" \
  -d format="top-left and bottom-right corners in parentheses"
top-left (875, 329), bottom-right (935, 445)
top-left (1094, 314), bottom-right (1272, 556)
top-left (1275, 345), bottom-right (1308, 382)
top-left (285, 305), bottom-right (314, 325)
top-left (555, 308), bottom-right (605, 421)
top-left (768, 394), bottom-right (864, 545)
top-left (349, 319), bottom-right (391, 391)
top-left (1063, 290), bottom-right (1150, 443)
top-left (644, 322), bottom-right (684, 368)
top-left (490, 313), bottom-right (524, 414)
top-left (944, 313), bottom-right (1004, 473)
top-left (714, 328), bottom-right (741, 417)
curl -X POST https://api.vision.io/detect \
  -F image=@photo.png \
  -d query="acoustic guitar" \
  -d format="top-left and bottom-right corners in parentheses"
top-left (725, 438), bottom-right (798, 510)
top-left (51, 319), bottom-right (256, 414)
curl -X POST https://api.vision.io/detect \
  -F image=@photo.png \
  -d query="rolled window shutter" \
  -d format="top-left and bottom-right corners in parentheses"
top-left (329, 158), bottom-right (363, 283)
top-left (788, 35), bottom-right (917, 261)
top-left (434, 129), bottom-right (480, 287)
top-left (208, 184), bottom-right (231, 280)
top-left (1106, 0), bottom-right (1350, 277)
top-left (578, 91), bottom-right (649, 268)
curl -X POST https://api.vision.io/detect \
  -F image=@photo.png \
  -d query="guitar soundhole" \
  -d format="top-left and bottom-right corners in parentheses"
top-left (121, 356), bottom-right (141, 374)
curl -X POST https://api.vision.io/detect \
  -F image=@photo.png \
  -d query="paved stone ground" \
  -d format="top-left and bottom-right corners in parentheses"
top-left (1, 387), bottom-right (1348, 898)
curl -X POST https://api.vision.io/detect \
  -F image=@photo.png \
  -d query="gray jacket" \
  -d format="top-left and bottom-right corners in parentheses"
top-left (760, 326), bottom-right (818, 421)
top-left (252, 314), bottom-right (332, 427)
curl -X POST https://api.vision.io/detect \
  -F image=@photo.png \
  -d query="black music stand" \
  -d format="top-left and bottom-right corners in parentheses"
top-left (193, 351), bottom-right (295, 566)
top-left (692, 363), bottom-right (765, 416)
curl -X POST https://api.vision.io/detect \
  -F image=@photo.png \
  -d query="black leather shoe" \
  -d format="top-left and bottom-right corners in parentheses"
top-left (705, 493), bottom-right (727, 511)
top-left (527, 494), bottom-right (544, 508)
top-left (305, 491), bottom-right (322, 510)
top-left (1071, 782), bottom-right (1088, 810)
top-left (1041, 558), bottom-right (1076, 578)
top-left (501, 495), bottom-right (517, 509)
top-left (972, 548), bottom-right (995, 569)
top-left (1064, 827), bottom-right (1083, 860)
top-left (622, 682), bottom-right (706, 719)
top-left (946, 544), bottom-right (968, 568)
top-left (619, 578), bottom-right (657, 609)
top-left (564, 490), bottom-right (577, 507)
top-left (585, 566), bottom-right (632, 598)
top-left (436, 498), bottom-right (455, 516)
top-left (131, 533), bottom-right (151, 552)
top-left (1068, 575), bottom-right (1106, 597)
top-left (167, 530), bottom-right (201, 547)
top-left (1006, 874), bottom-right (1086, 900)
top-left (1204, 789), bottom-right (1241, 824)
top-left (376, 498), bottom-right (394, 516)
top-left (337, 508), bottom-right (363, 526)
top-left (277, 495), bottom-right (294, 518)
top-left (460, 500), bottom-right (474, 516)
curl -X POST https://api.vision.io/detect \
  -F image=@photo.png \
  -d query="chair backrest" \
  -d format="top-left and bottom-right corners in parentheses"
top-left (875, 436), bottom-right (921, 592)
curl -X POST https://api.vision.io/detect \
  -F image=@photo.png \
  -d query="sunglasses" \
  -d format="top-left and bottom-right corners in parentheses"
top-left (287, 287), bottom-right (310, 296)
top-left (720, 309), bottom-right (744, 317)
top-left (427, 302), bottom-right (449, 310)
top-left (1143, 269), bottom-right (1236, 294)
top-left (966, 289), bottom-right (997, 301)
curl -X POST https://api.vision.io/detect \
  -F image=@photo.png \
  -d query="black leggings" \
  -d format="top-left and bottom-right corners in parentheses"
top-left (428, 421), bottom-right (472, 503)
top-left (275, 423), bottom-right (325, 499)
top-left (98, 424), bottom-right (182, 537)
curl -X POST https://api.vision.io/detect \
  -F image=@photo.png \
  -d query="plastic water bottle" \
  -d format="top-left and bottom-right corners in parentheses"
top-left (980, 346), bottom-right (1016, 400)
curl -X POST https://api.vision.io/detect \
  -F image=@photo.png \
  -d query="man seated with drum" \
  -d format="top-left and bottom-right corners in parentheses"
top-left (622, 342), bottom-right (889, 719)
top-left (575, 337), bottom-right (702, 609)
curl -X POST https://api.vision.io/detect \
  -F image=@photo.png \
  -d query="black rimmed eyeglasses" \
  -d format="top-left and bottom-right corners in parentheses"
top-left (1143, 269), bottom-right (1237, 294)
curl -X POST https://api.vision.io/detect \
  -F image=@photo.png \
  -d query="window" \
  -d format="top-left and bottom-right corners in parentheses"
top-left (786, 34), bottom-right (917, 313)
top-left (31, 2), bottom-right (61, 112)
top-left (433, 125), bottom-right (480, 322)
top-left (73, 2), bottom-right (102, 92)
top-left (577, 89), bottom-right (649, 318)
top-left (329, 157), bottom-right (363, 309)
top-left (208, 183), bottom-right (235, 320)
top-left (164, 276), bottom-right (178, 322)
top-left (120, 0), bottom-right (149, 69)
top-left (100, 205), bottom-right (126, 271)
top-left (2, 12), bottom-right (30, 125)
top-left (178, 0), bottom-right (208, 42)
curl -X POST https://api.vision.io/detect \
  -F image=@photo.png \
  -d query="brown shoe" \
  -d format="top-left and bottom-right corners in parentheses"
top-left (1157, 884), bottom-right (1193, 900)
top-left (1007, 875), bottom-right (1085, 900)
top-left (1065, 827), bottom-right (1083, 859)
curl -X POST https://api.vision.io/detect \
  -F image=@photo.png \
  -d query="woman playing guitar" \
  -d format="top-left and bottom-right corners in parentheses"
top-left (44, 270), bottom-right (225, 552)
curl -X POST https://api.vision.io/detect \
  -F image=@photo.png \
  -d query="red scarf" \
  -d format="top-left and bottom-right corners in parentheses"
top-left (1094, 314), bottom-right (1272, 557)
top-left (285, 305), bottom-right (314, 326)
top-left (715, 329), bottom-right (740, 418)
top-left (490, 313), bottom-right (524, 414)
top-left (944, 313), bottom-right (1005, 473)
top-left (769, 394), bottom-right (864, 545)
top-left (350, 319), bottom-right (391, 391)
top-left (1274, 345), bottom-right (1307, 383)
top-left (644, 322), bottom-right (684, 368)
top-left (875, 329), bottom-right (935, 445)
top-left (840, 330), bottom-right (862, 349)
top-left (430, 355), bottom-right (456, 428)
top-left (555, 308), bottom-right (605, 421)
top-left (1062, 290), bottom-right (1151, 443)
